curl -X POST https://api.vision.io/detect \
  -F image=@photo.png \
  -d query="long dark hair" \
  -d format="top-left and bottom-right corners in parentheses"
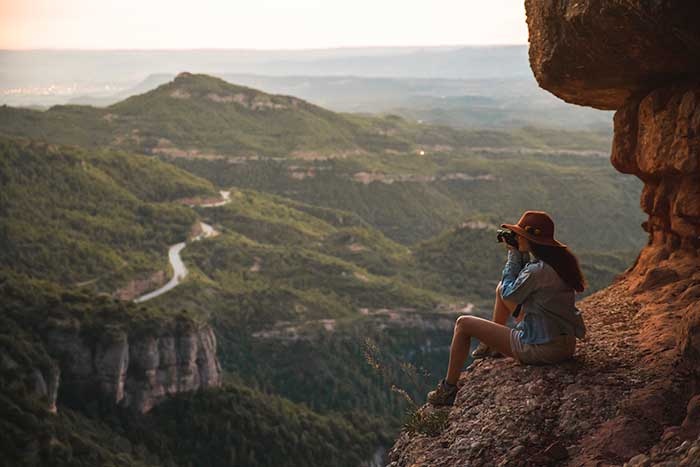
top-left (529, 242), bottom-right (587, 293)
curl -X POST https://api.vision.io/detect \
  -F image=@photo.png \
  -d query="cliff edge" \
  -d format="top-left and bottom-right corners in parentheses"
top-left (0, 275), bottom-right (222, 416)
top-left (388, 2), bottom-right (700, 465)
top-left (46, 317), bottom-right (222, 414)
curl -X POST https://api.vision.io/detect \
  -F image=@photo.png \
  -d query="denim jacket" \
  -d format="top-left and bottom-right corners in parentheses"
top-left (500, 249), bottom-right (586, 344)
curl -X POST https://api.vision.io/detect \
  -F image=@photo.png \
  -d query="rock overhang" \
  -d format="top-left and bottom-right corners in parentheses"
top-left (524, 0), bottom-right (700, 110)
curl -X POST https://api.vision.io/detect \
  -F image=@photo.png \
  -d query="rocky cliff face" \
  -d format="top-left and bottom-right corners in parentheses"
top-left (0, 352), bottom-right (60, 414)
top-left (388, 2), bottom-right (700, 465)
top-left (526, 0), bottom-right (700, 378)
top-left (612, 81), bottom-right (700, 262)
top-left (524, 0), bottom-right (700, 409)
top-left (524, 0), bottom-right (700, 110)
top-left (46, 318), bottom-right (222, 413)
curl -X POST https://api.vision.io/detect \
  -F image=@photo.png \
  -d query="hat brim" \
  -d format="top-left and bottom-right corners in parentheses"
top-left (501, 223), bottom-right (567, 248)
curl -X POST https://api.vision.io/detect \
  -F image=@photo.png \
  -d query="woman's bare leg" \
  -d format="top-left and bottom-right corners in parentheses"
top-left (445, 317), bottom-right (516, 385)
top-left (442, 283), bottom-right (522, 385)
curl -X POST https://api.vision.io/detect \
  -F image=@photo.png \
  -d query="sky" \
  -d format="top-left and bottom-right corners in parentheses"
top-left (0, 0), bottom-right (528, 49)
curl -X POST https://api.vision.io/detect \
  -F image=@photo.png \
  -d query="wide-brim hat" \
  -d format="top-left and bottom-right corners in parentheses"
top-left (501, 210), bottom-right (567, 248)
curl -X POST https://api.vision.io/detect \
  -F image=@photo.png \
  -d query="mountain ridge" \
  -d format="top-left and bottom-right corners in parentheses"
top-left (0, 72), bottom-right (615, 159)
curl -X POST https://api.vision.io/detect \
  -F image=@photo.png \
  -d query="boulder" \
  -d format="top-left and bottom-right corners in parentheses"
top-left (524, 0), bottom-right (700, 110)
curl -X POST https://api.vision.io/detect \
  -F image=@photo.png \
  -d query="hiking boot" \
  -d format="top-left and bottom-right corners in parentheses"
top-left (427, 378), bottom-right (458, 406)
top-left (471, 342), bottom-right (503, 359)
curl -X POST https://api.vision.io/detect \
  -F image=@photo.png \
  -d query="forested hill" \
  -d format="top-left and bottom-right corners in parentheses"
top-left (108, 72), bottom-right (374, 156)
top-left (0, 137), bottom-right (218, 293)
top-left (0, 136), bottom-right (405, 465)
top-left (0, 73), bottom-right (642, 253)
top-left (0, 72), bottom-right (394, 157)
top-left (0, 72), bottom-right (613, 159)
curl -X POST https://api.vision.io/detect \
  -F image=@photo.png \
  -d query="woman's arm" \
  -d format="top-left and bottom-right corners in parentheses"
top-left (499, 248), bottom-right (542, 305)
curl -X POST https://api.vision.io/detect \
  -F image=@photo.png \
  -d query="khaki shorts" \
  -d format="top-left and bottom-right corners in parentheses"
top-left (509, 328), bottom-right (576, 365)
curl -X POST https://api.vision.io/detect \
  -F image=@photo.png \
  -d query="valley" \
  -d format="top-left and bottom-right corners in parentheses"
top-left (0, 72), bottom-right (645, 466)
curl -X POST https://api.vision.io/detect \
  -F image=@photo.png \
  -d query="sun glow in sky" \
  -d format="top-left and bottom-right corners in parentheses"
top-left (0, 0), bottom-right (527, 49)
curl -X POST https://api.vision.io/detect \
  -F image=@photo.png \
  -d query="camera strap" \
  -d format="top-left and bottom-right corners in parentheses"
top-left (512, 303), bottom-right (523, 318)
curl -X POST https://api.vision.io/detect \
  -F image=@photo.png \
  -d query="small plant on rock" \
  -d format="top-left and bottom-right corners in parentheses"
top-left (362, 337), bottom-right (448, 437)
top-left (402, 407), bottom-right (449, 437)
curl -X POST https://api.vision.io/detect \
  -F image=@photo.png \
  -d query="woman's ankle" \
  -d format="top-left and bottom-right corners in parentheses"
top-left (444, 378), bottom-right (457, 387)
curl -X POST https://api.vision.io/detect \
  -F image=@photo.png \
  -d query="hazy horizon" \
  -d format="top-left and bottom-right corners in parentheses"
top-left (0, 46), bottom-right (536, 106)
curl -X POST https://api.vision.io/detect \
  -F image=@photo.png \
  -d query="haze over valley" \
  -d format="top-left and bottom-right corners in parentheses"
top-left (0, 47), bottom-right (612, 131)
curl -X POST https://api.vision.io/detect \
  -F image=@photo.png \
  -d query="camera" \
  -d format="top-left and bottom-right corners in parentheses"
top-left (496, 228), bottom-right (518, 247)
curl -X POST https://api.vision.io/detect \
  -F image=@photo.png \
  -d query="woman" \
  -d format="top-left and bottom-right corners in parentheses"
top-left (427, 210), bottom-right (587, 406)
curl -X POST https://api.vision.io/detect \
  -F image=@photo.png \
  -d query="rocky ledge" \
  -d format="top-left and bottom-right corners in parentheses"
top-left (384, 2), bottom-right (697, 463)
top-left (388, 270), bottom-right (700, 466)
top-left (391, 0), bottom-right (700, 467)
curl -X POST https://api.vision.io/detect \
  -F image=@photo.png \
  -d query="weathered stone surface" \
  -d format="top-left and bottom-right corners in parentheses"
top-left (47, 321), bottom-right (221, 413)
top-left (680, 395), bottom-right (700, 441)
top-left (612, 82), bottom-right (700, 178)
top-left (388, 273), bottom-right (700, 466)
top-left (679, 302), bottom-right (700, 365)
top-left (388, 280), bottom-right (683, 466)
top-left (524, 0), bottom-right (700, 110)
top-left (609, 81), bottom-right (700, 298)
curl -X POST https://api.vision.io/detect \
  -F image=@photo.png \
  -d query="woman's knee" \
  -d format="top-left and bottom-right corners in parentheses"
top-left (455, 315), bottom-right (475, 333)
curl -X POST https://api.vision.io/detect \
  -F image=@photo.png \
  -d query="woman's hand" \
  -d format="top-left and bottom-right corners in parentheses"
top-left (505, 233), bottom-right (519, 251)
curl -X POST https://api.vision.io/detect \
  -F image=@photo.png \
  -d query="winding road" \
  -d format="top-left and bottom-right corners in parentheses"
top-left (133, 191), bottom-right (231, 304)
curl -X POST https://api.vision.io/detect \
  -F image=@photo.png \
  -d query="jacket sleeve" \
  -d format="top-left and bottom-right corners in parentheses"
top-left (499, 249), bottom-right (541, 304)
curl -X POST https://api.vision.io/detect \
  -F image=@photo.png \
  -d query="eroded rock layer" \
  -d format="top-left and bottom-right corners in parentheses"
top-left (612, 81), bottom-right (700, 246)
